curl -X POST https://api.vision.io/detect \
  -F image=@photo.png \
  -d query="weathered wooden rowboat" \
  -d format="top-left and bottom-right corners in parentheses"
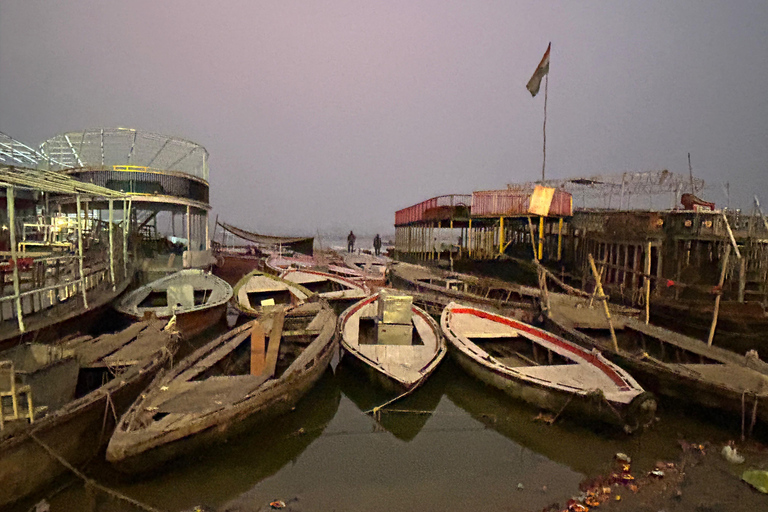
top-left (545, 300), bottom-right (768, 428)
top-left (342, 253), bottom-right (387, 288)
top-left (339, 290), bottom-right (446, 393)
top-left (106, 301), bottom-right (337, 473)
top-left (390, 261), bottom-right (640, 326)
top-left (233, 269), bottom-right (313, 317)
top-left (441, 302), bottom-right (657, 432)
top-left (0, 319), bottom-right (178, 508)
top-left (280, 268), bottom-right (368, 310)
top-left (116, 269), bottom-right (232, 338)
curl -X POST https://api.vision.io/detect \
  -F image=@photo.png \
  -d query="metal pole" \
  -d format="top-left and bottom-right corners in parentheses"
top-left (108, 198), bottom-right (115, 291)
top-left (186, 205), bottom-right (191, 250)
top-left (498, 216), bottom-right (504, 255)
top-left (538, 216), bottom-right (545, 260)
top-left (7, 186), bottom-right (24, 332)
top-left (644, 241), bottom-right (652, 324)
top-left (76, 195), bottom-right (88, 309)
top-left (542, 73), bottom-right (548, 182)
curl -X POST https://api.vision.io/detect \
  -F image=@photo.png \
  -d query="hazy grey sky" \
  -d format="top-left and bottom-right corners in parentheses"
top-left (1, 1), bottom-right (767, 235)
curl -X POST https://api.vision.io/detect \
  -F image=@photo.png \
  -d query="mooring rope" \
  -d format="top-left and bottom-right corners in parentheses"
top-left (29, 433), bottom-right (167, 512)
top-left (365, 385), bottom-right (421, 421)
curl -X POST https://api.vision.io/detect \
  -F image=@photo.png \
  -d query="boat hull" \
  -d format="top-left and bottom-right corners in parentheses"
top-left (447, 343), bottom-right (653, 431)
top-left (108, 324), bottom-right (338, 473)
top-left (0, 354), bottom-right (171, 508)
top-left (122, 302), bottom-right (226, 339)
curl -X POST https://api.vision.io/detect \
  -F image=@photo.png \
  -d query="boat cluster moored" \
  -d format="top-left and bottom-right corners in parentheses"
top-left (5, 250), bottom-right (768, 508)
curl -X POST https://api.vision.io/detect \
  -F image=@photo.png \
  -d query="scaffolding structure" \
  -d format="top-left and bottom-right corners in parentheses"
top-left (509, 170), bottom-right (706, 211)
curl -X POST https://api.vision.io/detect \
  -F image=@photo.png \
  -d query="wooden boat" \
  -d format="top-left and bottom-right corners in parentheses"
top-left (0, 319), bottom-right (178, 508)
top-left (264, 253), bottom-right (316, 274)
top-left (649, 298), bottom-right (768, 356)
top-left (233, 270), bottom-right (313, 317)
top-left (545, 298), bottom-right (768, 428)
top-left (339, 290), bottom-right (446, 393)
top-left (106, 301), bottom-right (338, 473)
top-left (391, 262), bottom-right (641, 326)
top-left (116, 269), bottom-right (232, 338)
top-left (342, 253), bottom-right (387, 287)
top-left (441, 302), bottom-right (656, 432)
top-left (280, 268), bottom-right (368, 309)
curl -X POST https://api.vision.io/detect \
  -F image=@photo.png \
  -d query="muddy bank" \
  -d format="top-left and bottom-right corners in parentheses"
top-left (548, 440), bottom-right (768, 512)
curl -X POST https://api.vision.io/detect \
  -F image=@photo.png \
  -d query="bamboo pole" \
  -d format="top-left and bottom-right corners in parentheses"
top-left (76, 195), bottom-right (88, 309)
top-left (644, 241), bottom-right (652, 324)
top-left (588, 253), bottom-right (619, 353)
top-left (468, 217), bottom-right (473, 258)
top-left (557, 218), bottom-right (563, 261)
top-left (707, 244), bottom-right (731, 346)
top-left (108, 198), bottom-right (115, 291)
top-left (7, 186), bottom-right (24, 332)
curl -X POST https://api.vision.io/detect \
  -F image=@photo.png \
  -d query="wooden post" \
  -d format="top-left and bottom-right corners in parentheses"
top-left (708, 244), bottom-right (731, 346)
top-left (644, 242), bottom-right (652, 324)
top-left (468, 217), bottom-right (473, 258)
top-left (557, 218), bottom-right (563, 261)
top-left (7, 186), bottom-right (24, 333)
top-left (588, 254), bottom-right (619, 353)
top-left (76, 195), bottom-right (89, 309)
top-left (738, 256), bottom-right (746, 303)
top-left (527, 217), bottom-right (539, 260)
top-left (108, 198), bottom-right (115, 291)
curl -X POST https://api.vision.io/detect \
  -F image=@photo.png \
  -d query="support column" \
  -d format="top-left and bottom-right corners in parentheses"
top-left (186, 205), bottom-right (191, 250)
top-left (205, 211), bottom-right (210, 250)
top-left (557, 218), bottom-right (563, 261)
top-left (108, 198), bottom-right (115, 291)
top-left (498, 216), bottom-right (504, 255)
top-left (538, 216), bottom-right (545, 260)
top-left (468, 218), bottom-right (473, 258)
top-left (76, 195), bottom-right (89, 309)
top-left (7, 186), bottom-right (24, 332)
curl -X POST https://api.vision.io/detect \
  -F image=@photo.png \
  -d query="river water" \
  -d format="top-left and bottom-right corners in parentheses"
top-left (14, 328), bottom-right (750, 512)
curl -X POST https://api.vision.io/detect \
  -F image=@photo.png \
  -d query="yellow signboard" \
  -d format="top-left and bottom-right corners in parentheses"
top-left (528, 185), bottom-right (556, 216)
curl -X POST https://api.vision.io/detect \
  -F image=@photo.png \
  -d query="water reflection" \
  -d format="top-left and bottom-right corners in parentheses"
top-left (335, 360), bottom-right (446, 442)
top-left (20, 353), bottom-right (744, 512)
top-left (26, 370), bottom-right (340, 512)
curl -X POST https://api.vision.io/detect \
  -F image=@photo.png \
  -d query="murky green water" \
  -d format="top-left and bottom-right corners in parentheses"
top-left (13, 341), bottom-right (748, 512)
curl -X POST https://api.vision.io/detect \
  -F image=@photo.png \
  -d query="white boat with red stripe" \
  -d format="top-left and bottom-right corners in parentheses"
top-left (440, 302), bottom-right (656, 432)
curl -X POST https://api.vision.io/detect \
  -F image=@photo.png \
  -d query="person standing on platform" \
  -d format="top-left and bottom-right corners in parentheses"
top-left (373, 234), bottom-right (382, 256)
top-left (347, 230), bottom-right (356, 253)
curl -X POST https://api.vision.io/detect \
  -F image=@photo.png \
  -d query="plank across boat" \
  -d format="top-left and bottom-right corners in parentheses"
top-left (0, 319), bottom-right (178, 507)
top-left (545, 298), bottom-right (768, 429)
top-left (106, 301), bottom-right (338, 473)
top-left (441, 302), bottom-right (657, 432)
top-left (115, 269), bottom-right (232, 338)
top-left (339, 290), bottom-right (446, 393)
top-left (233, 270), bottom-right (313, 317)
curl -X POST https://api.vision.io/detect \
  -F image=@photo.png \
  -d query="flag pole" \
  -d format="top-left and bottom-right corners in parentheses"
top-left (542, 72), bottom-right (548, 182)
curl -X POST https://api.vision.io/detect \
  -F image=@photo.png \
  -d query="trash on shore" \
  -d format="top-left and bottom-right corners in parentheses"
top-left (722, 444), bottom-right (745, 464)
top-left (742, 470), bottom-right (768, 493)
top-left (270, 500), bottom-right (286, 509)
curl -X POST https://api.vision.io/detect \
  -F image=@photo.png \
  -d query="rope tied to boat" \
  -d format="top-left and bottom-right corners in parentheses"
top-left (98, 390), bottom-right (119, 446)
top-left (366, 385), bottom-right (421, 422)
top-left (29, 432), bottom-right (168, 512)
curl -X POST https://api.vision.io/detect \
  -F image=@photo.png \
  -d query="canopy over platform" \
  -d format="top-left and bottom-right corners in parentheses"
top-left (0, 165), bottom-right (125, 198)
top-left (218, 221), bottom-right (313, 256)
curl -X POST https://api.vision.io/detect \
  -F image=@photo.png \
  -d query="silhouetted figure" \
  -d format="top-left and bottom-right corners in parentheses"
top-left (347, 231), bottom-right (356, 253)
top-left (373, 234), bottom-right (382, 256)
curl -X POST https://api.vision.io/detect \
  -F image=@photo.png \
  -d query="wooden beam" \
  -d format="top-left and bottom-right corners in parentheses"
top-left (261, 308), bottom-right (286, 379)
top-left (708, 244), bottom-right (731, 346)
